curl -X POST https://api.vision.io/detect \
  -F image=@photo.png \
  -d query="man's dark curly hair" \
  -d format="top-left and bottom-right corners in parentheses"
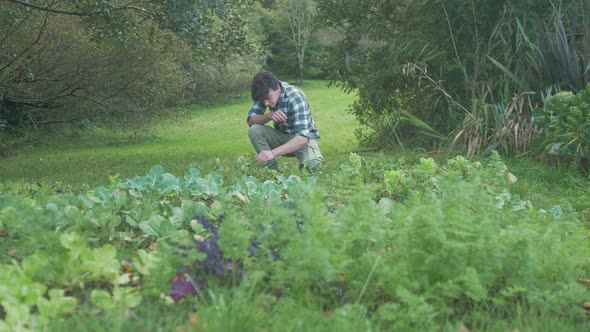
top-left (251, 71), bottom-right (280, 102)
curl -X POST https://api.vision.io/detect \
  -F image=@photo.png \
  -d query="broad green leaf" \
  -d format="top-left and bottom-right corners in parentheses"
top-left (182, 200), bottom-right (208, 222)
top-left (133, 250), bottom-right (162, 276)
top-left (549, 205), bottom-right (563, 218)
top-left (81, 245), bottom-right (120, 283)
top-left (90, 289), bottom-right (114, 310)
top-left (112, 287), bottom-right (142, 308)
top-left (37, 289), bottom-right (77, 318)
top-left (1, 302), bottom-right (31, 330)
top-left (148, 165), bottom-right (164, 181)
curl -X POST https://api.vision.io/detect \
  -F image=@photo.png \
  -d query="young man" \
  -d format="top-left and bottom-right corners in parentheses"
top-left (246, 71), bottom-right (323, 172)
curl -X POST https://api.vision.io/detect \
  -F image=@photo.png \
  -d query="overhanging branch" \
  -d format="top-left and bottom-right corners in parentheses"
top-left (6, 0), bottom-right (150, 17)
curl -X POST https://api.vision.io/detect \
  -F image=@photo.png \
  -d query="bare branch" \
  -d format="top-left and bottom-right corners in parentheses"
top-left (0, 11), bottom-right (48, 74)
top-left (6, 0), bottom-right (151, 18)
top-left (3, 95), bottom-right (63, 109)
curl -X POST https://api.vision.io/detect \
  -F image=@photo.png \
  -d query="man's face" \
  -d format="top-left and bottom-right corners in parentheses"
top-left (263, 85), bottom-right (281, 108)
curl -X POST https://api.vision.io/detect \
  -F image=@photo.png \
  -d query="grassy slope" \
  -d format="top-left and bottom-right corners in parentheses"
top-left (0, 80), bottom-right (358, 186)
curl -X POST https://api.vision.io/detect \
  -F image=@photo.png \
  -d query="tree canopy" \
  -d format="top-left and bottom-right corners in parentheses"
top-left (4, 0), bottom-right (252, 57)
top-left (0, 0), bottom-right (258, 133)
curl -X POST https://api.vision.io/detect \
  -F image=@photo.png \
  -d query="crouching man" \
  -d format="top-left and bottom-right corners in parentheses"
top-left (246, 71), bottom-right (323, 172)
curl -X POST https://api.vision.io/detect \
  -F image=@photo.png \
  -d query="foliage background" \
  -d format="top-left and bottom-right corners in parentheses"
top-left (2, 0), bottom-right (587, 166)
top-left (317, 0), bottom-right (589, 158)
top-left (0, 0), bottom-right (262, 144)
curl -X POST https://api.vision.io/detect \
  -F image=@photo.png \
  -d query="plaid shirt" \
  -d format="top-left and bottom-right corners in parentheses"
top-left (247, 82), bottom-right (320, 139)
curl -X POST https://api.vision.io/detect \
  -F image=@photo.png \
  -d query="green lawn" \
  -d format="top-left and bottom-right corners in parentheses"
top-left (0, 80), bottom-right (358, 186)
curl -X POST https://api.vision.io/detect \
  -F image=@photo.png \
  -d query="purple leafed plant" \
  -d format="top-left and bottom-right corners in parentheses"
top-left (170, 214), bottom-right (241, 302)
top-left (170, 271), bottom-right (201, 302)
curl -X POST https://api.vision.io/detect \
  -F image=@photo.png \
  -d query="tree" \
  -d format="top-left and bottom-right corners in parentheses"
top-left (4, 0), bottom-right (252, 58)
top-left (278, 0), bottom-right (315, 84)
top-left (0, 0), bottom-right (258, 132)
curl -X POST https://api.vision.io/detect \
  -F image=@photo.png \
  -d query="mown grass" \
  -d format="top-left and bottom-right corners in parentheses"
top-left (0, 80), bottom-right (358, 187)
top-left (505, 156), bottom-right (590, 223)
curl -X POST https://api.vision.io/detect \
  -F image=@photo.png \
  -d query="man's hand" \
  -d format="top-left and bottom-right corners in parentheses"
top-left (255, 136), bottom-right (308, 163)
top-left (269, 110), bottom-right (287, 123)
top-left (256, 150), bottom-right (275, 162)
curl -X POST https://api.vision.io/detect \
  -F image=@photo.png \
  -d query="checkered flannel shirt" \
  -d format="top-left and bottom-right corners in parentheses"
top-left (247, 82), bottom-right (320, 139)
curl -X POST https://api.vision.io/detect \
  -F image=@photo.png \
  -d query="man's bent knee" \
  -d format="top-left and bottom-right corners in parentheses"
top-left (248, 124), bottom-right (266, 140)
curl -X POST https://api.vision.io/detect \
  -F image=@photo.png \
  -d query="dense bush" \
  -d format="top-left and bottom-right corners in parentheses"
top-left (317, 0), bottom-right (588, 155)
top-left (533, 85), bottom-right (590, 170)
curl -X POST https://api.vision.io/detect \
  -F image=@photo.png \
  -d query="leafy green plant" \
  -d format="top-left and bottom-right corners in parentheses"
top-left (0, 153), bottom-right (588, 331)
top-left (0, 230), bottom-right (142, 331)
top-left (538, 6), bottom-right (590, 93)
top-left (533, 87), bottom-right (590, 170)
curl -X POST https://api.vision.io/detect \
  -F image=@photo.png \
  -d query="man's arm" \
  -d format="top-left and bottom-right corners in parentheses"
top-left (256, 135), bottom-right (309, 162)
top-left (248, 111), bottom-right (287, 127)
top-left (247, 113), bottom-right (271, 127)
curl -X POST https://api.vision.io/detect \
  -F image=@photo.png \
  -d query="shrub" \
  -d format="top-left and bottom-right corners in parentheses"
top-left (533, 86), bottom-right (590, 171)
